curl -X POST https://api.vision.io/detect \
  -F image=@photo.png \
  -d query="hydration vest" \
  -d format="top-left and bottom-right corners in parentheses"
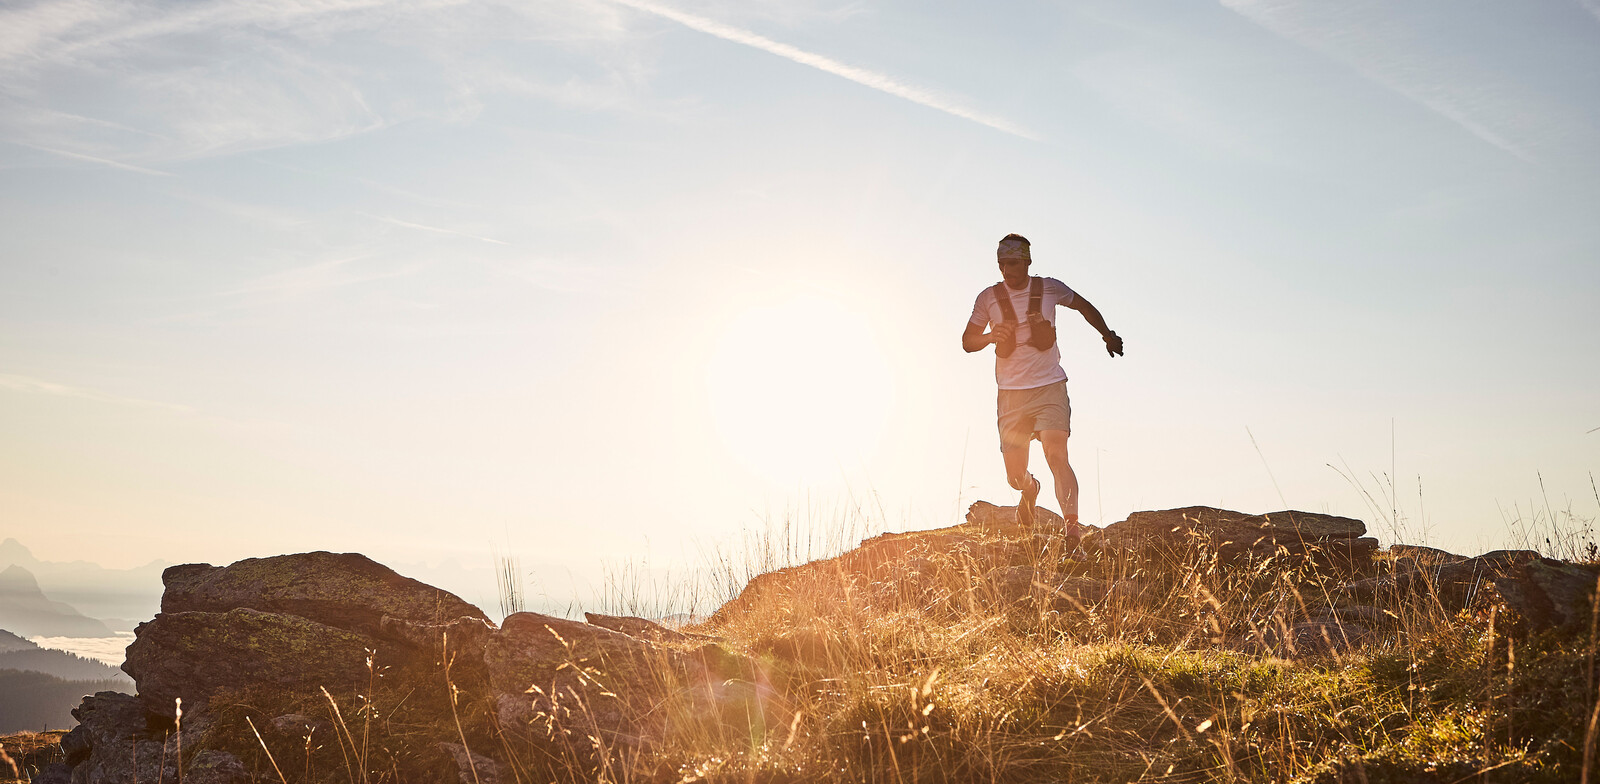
top-left (991, 276), bottom-right (1057, 358)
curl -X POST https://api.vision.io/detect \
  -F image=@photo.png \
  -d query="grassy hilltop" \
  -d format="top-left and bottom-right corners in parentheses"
top-left (5, 504), bottom-right (1598, 784)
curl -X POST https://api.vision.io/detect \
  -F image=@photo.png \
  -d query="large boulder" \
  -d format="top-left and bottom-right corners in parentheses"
top-left (161, 551), bottom-right (488, 637)
top-left (1093, 506), bottom-right (1377, 571)
top-left (1102, 506), bottom-right (1364, 546)
top-left (123, 608), bottom-right (377, 716)
top-left (1486, 551), bottom-right (1600, 630)
top-left (1345, 549), bottom-right (1599, 632)
top-left (964, 500), bottom-right (1071, 532)
top-left (56, 692), bottom-right (184, 784)
top-left (484, 611), bottom-right (672, 732)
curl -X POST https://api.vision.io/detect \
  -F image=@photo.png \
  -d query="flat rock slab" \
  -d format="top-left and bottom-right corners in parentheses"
top-left (584, 612), bottom-right (720, 645)
top-left (1389, 544), bottom-right (1468, 566)
top-left (162, 551), bottom-right (488, 636)
top-left (1103, 507), bottom-right (1365, 547)
top-left (124, 608), bottom-right (377, 716)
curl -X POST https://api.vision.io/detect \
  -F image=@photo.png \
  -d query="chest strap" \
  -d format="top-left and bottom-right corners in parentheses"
top-left (991, 281), bottom-right (1017, 358)
top-left (992, 277), bottom-right (1056, 354)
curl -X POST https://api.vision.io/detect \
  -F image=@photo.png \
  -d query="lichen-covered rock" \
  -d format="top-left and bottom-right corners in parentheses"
top-left (31, 762), bottom-right (71, 784)
top-left (266, 713), bottom-right (334, 743)
top-left (1481, 551), bottom-right (1599, 631)
top-left (437, 742), bottom-right (500, 784)
top-left (162, 551), bottom-right (488, 636)
top-left (484, 612), bottom-right (671, 731)
top-left (1103, 507), bottom-right (1365, 547)
top-left (1388, 544), bottom-right (1467, 566)
top-left (183, 750), bottom-right (250, 784)
top-left (123, 608), bottom-right (376, 716)
top-left (583, 612), bottom-right (720, 645)
top-left (378, 614), bottom-right (495, 652)
top-left (965, 500), bottom-right (1071, 532)
top-left (58, 692), bottom-right (181, 784)
top-left (1340, 549), bottom-right (1599, 633)
top-left (1089, 506), bottom-right (1375, 574)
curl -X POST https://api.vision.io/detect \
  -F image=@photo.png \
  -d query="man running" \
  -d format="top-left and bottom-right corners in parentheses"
top-left (962, 234), bottom-right (1123, 531)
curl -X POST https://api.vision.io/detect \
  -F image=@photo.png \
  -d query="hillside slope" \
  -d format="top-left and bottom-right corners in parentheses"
top-left (16, 503), bottom-right (1600, 783)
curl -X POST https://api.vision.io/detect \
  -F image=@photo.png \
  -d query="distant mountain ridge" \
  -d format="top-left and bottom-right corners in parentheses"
top-left (0, 539), bottom-right (166, 627)
top-left (0, 628), bottom-right (39, 653)
top-left (0, 647), bottom-right (127, 681)
top-left (0, 565), bottom-right (112, 637)
top-left (0, 669), bottom-right (128, 734)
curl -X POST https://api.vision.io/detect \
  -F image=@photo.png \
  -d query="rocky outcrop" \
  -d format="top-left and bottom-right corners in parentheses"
top-left (964, 500), bottom-right (1072, 532)
top-left (56, 692), bottom-right (187, 784)
top-left (47, 550), bottom-right (768, 783)
top-left (584, 612), bottom-right (720, 645)
top-left (183, 750), bottom-right (250, 784)
top-left (122, 607), bottom-right (378, 716)
top-left (485, 611), bottom-right (673, 730)
top-left (1342, 549), bottom-right (1600, 632)
top-left (161, 551), bottom-right (487, 636)
top-left (40, 508), bottom-right (1599, 783)
top-left (1091, 506), bottom-right (1379, 570)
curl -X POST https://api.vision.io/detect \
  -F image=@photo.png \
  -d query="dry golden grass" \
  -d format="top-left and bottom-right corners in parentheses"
top-left (18, 502), bottom-right (1599, 784)
top-left (0, 730), bottom-right (66, 784)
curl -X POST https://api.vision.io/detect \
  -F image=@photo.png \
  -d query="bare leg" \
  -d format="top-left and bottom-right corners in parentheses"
top-left (1002, 445), bottom-right (1032, 491)
top-left (1038, 430), bottom-right (1077, 522)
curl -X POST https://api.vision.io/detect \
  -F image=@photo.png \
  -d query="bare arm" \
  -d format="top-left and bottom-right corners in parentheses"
top-left (962, 320), bottom-right (1014, 353)
top-left (1068, 295), bottom-right (1124, 357)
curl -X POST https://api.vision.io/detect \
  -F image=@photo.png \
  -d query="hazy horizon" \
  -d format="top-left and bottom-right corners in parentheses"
top-left (3, 0), bottom-right (1597, 595)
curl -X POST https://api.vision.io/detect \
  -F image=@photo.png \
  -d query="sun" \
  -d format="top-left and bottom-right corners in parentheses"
top-left (706, 293), bottom-right (894, 484)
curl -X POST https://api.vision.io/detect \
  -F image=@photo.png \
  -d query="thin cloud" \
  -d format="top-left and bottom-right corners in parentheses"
top-left (214, 254), bottom-right (407, 298)
top-left (12, 141), bottom-right (174, 176)
top-left (376, 216), bottom-right (509, 245)
top-left (1218, 0), bottom-right (1578, 164)
top-left (607, 0), bottom-right (1038, 140)
top-left (0, 373), bottom-right (192, 412)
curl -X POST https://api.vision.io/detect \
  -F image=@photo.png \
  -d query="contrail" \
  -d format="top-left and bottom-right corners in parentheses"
top-left (0, 373), bottom-right (192, 411)
top-left (15, 142), bottom-right (173, 176)
top-left (378, 216), bottom-right (509, 245)
top-left (608, 0), bottom-right (1038, 140)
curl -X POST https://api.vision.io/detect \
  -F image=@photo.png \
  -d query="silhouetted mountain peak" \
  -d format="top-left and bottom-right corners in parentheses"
top-left (0, 538), bottom-right (34, 565)
top-left (0, 564), bottom-right (112, 637)
top-left (0, 627), bottom-right (40, 653)
top-left (0, 564), bottom-right (45, 598)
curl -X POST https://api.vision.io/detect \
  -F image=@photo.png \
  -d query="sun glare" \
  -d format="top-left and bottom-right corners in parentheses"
top-left (706, 293), bottom-right (893, 484)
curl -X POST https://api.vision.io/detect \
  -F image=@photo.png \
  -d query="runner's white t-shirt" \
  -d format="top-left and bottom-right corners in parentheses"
top-left (969, 277), bottom-right (1077, 390)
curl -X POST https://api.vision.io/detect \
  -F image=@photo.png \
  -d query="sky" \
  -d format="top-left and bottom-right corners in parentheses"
top-left (2, 0), bottom-right (1598, 614)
